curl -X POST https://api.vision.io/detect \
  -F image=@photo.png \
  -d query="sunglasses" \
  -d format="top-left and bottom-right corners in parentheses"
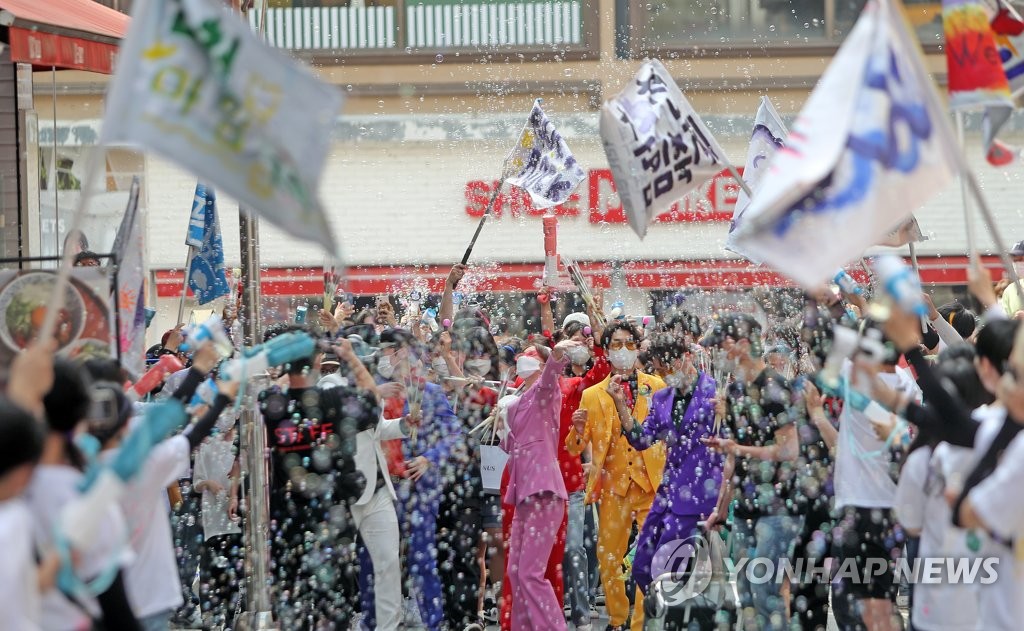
top-left (608, 340), bottom-right (638, 351)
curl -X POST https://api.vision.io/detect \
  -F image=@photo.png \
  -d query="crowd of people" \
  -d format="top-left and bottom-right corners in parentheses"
top-left (3, 256), bottom-right (1024, 631)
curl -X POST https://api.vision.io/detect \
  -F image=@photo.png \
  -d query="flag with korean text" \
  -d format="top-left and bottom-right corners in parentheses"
top-left (600, 59), bottom-right (728, 239)
top-left (732, 0), bottom-right (959, 288)
top-left (504, 99), bottom-right (586, 209)
top-left (726, 96), bottom-right (788, 262)
top-left (187, 184), bottom-right (230, 305)
top-left (102, 0), bottom-right (342, 255)
top-left (110, 178), bottom-right (146, 377)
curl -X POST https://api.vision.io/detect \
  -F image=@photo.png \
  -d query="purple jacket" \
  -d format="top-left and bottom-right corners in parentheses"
top-left (625, 371), bottom-right (722, 517)
top-left (502, 354), bottom-right (569, 506)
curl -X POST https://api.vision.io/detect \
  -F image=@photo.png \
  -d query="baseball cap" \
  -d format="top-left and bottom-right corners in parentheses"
top-left (1011, 240), bottom-right (1024, 257)
top-left (562, 313), bottom-right (590, 329)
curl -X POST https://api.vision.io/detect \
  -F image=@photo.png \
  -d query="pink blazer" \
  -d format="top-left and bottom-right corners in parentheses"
top-left (502, 353), bottom-right (569, 506)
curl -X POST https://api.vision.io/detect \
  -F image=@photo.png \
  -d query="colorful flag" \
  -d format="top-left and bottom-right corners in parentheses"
top-left (726, 96), bottom-right (788, 262)
top-left (732, 0), bottom-right (959, 288)
top-left (187, 184), bottom-right (230, 305)
top-left (600, 59), bottom-right (728, 239)
top-left (504, 99), bottom-right (586, 209)
top-left (110, 178), bottom-right (147, 377)
top-left (984, 0), bottom-right (1024, 165)
top-left (943, 0), bottom-right (1013, 110)
top-left (102, 0), bottom-right (342, 256)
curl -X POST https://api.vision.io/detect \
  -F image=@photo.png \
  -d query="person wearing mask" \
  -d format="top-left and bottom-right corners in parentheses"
top-left (616, 330), bottom-right (722, 598)
top-left (702, 313), bottom-right (802, 631)
top-left (567, 321), bottom-right (667, 631)
top-left (501, 339), bottom-right (579, 630)
top-left (258, 324), bottom-right (377, 630)
top-left (357, 327), bottom-right (463, 631)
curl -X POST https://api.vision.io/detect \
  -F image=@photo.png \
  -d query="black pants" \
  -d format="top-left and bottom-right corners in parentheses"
top-left (171, 485), bottom-right (203, 613)
top-left (437, 471), bottom-right (484, 627)
top-left (269, 493), bottom-right (358, 630)
top-left (790, 499), bottom-right (833, 631)
top-left (200, 533), bottom-right (244, 629)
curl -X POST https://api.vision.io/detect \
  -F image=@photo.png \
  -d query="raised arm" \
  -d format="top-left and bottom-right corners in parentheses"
top-left (440, 264), bottom-right (466, 324)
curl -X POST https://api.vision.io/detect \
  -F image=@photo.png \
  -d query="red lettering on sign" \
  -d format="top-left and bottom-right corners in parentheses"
top-left (463, 167), bottom-right (739, 224)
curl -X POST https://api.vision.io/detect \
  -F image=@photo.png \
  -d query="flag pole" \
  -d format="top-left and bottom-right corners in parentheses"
top-left (725, 163), bottom-right (754, 198)
top-left (177, 247), bottom-right (195, 325)
top-left (461, 177), bottom-right (505, 265)
top-left (955, 111), bottom-right (979, 263)
top-left (909, 241), bottom-right (928, 333)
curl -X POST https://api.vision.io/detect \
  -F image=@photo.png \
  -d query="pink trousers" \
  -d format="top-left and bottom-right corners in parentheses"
top-left (507, 492), bottom-right (568, 631)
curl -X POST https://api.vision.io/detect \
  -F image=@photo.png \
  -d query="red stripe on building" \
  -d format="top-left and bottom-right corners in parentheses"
top-left (153, 256), bottom-right (1005, 298)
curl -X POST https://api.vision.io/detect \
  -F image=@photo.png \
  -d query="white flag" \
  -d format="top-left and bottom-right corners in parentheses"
top-left (600, 59), bottom-right (728, 239)
top-left (102, 0), bottom-right (342, 255)
top-left (726, 97), bottom-right (788, 262)
top-left (504, 99), bottom-right (586, 209)
top-left (110, 178), bottom-right (146, 377)
top-left (877, 215), bottom-right (927, 247)
top-left (732, 1), bottom-right (958, 288)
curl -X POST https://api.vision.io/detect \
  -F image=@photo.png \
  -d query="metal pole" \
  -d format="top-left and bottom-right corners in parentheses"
top-left (233, 0), bottom-right (273, 627)
top-left (177, 247), bottom-right (194, 325)
top-left (955, 111), bottom-right (978, 264)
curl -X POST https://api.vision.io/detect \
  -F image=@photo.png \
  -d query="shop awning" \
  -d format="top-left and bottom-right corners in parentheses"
top-left (0, 0), bottom-right (129, 75)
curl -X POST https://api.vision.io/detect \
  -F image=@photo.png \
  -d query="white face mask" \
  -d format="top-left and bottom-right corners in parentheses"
top-left (377, 355), bottom-right (395, 379)
top-left (464, 359), bottom-right (492, 377)
top-left (567, 346), bottom-right (591, 366)
top-left (516, 356), bottom-right (541, 379)
top-left (609, 348), bottom-right (639, 371)
top-left (431, 357), bottom-right (450, 378)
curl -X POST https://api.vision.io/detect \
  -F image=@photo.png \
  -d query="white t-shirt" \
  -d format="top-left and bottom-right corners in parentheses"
top-left (26, 465), bottom-right (131, 631)
top-left (835, 364), bottom-right (921, 510)
top-left (108, 434), bottom-right (190, 618)
top-left (966, 412), bottom-right (1024, 631)
top-left (0, 498), bottom-right (41, 630)
top-left (895, 444), bottom-right (979, 631)
top-left (192, 437), bottom-right (241, 541)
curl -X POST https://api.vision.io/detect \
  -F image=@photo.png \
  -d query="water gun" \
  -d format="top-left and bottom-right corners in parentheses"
top-left (872, 255), bottom-right (927, 317)
top-left (218, 331), bottom-right (316, 382)
top-left (421, 307), bottom-right (440, 334)
top-left (57, 399), bottom-right (189, 597)
top-left (180, 314), bottom-right (234, 358)
top-left (833, 268), bottom-right (863, 296)
top-left (125, 354), bottom-right (184, 402)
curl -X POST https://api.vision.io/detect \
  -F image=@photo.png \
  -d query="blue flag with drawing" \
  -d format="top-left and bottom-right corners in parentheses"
top-left (188, 184), bottom-right (230, 305)
top-left (732, 0), bottom-right (959, 288)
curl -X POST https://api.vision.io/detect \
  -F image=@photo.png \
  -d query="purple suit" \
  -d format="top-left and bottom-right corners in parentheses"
top-left (503, 353), bottom-right (569, 630)
top-left (626, 371), bottom-right (723, 593)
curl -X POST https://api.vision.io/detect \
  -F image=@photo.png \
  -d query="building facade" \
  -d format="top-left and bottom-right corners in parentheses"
top-left (21, 0), bottom-right (1024, 336)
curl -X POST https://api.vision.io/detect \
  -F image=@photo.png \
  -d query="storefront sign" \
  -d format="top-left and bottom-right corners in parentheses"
top-left (465, 167), bottom-right (739, 224)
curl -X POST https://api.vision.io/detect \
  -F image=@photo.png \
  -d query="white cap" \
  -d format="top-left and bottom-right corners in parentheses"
top-left (562, 312), bottom-right (590, 329)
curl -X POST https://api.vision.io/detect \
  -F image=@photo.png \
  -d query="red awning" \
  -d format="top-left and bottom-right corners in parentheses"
top-left (0, 0), bottom-right (129, 74)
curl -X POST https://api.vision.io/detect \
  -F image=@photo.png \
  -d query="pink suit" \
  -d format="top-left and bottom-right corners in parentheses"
top-left (503, 353), bottom-right (569, 631)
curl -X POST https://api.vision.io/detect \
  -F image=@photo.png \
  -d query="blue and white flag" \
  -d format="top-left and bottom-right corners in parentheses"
top-left (726, 97), bottom-right (788, 263)
top-left (102, 0), bottom-right (342, 255)
top-left (187, 184), bottom-right (230, 305)
top-left (732, 0), bottom-right (959, 288)
top-left (504, 99), bottom-right (586, 209)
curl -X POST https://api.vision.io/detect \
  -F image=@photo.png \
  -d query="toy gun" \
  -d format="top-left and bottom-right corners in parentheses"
top-left (833, 268), bottom-right (863, 296)
top-left (125, 354), bottom-right (184, 402)
top-left (57, 399), bottom-right (189, 597)
top-left (819, 325), bottom-right (889, 390)
top-left (872, 255), bottom-right (927, 317)
top-left (218, 331), bottom-right (316, 382)
top-left (543, 215), bottom-right (560, 289)
top-left (180, 314), bottom-right (234, 358)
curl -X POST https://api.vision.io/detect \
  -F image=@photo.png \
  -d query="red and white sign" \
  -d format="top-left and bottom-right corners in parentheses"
top-left (465, 168), bottom-right (740, 224)
top-left (11, 28), bottom-right (120, 75)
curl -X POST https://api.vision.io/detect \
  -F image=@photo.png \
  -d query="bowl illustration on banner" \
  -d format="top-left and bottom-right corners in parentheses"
top-left (66, 338), bottom-right (112, 362)
top-left (0, 272), bottom-right (85, 351)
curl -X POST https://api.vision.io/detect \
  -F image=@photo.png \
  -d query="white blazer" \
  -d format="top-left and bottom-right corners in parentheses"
top-left (353, 415), bottom-right (407, 506)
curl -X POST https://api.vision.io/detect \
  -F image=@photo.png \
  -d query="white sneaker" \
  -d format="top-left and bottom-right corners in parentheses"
top-left (576, 624), bottom-right (593, 631)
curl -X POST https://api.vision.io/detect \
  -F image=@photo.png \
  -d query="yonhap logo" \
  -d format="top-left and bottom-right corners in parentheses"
top-left (650, 534), bottom-right (714, 606)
